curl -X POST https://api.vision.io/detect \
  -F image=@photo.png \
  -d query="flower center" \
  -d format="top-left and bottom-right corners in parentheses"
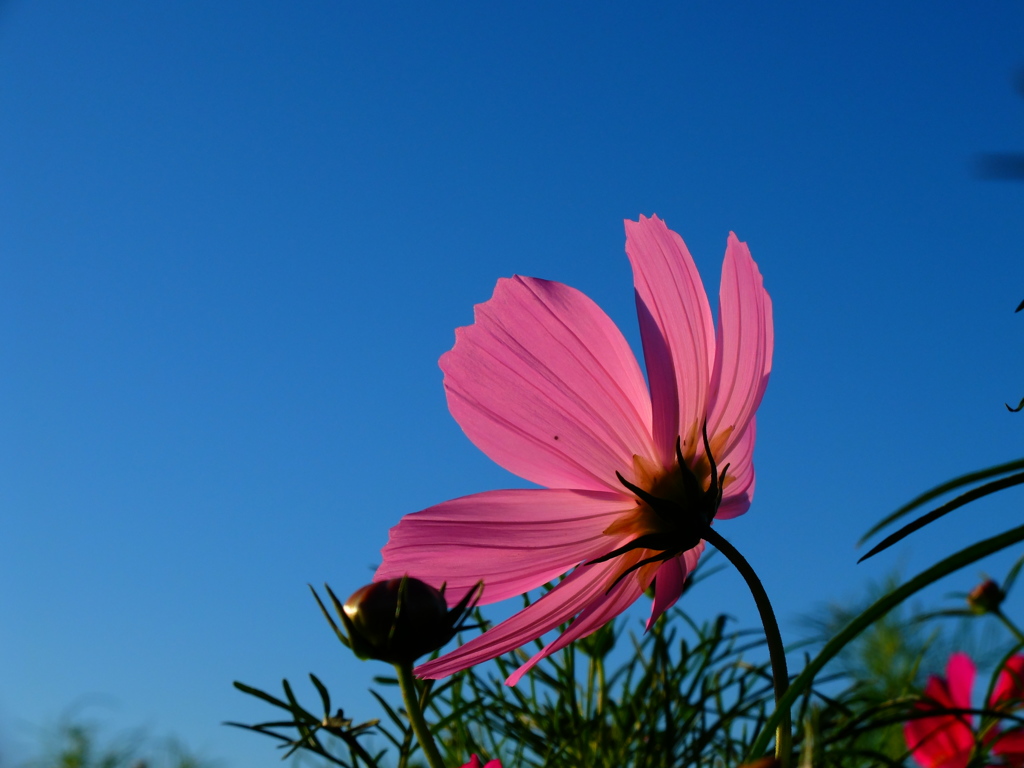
top-left (589, 423), bottom-right (730, 585)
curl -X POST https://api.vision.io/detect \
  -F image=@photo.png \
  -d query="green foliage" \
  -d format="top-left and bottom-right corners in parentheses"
top-left (748, 521), bottom-right (1024, 761)
top-left (234, 445), bottom-right (1024, 768)
top-left (859, 458), bottom-right (1024, 562)
top-left (234, 561), bottom-right (1024, 768)
top-left (18, 718), bottom-right (210, 768)
top-left (804, 575), bottom-right (936, 705)
top-left (424, 610), bottom-right (774, 768)
top-left (793, 578), bottom-right (936, 766)
top-left (227, 677), bottom-right (383, 767)
top-left (233, 600), bottom-right (778, 768)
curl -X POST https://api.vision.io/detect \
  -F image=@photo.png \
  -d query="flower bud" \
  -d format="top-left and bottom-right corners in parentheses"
top-left (967, 579), bottom-right (1005, 615)
top-left (339, 576), bottom-right (479, 665)
top-left (737, 759), bottom-right (781, 768)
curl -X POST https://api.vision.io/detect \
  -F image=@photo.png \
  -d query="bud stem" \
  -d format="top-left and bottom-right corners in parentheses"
top-left (701, 526), bottom-right (792, 767)
top-left (395, 661), bottom-right (446, 768)
top-left (995, 609), bottom-right (1024, 644)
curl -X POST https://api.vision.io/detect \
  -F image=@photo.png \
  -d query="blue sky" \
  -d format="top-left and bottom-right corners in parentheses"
top-left (1, 2), bottom-right (1023, 765)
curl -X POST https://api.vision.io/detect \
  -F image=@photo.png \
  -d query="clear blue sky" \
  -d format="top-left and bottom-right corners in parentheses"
top-left (1, 2), bottom-right (1023, 765)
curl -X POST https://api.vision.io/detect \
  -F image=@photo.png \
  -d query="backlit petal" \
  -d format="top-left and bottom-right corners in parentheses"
top-left (993, 655), bottom-right (1024, 708)
top-left (716, 421), bottom-right (756, 521)
top-left (903, 715), bottom-right (973, 768)
top-left (414, 558), bottom-right (627, 680)
top-left (946, 652), bottom-right (976, 710)
top-left (506, 564), bottom-right (651, 685)
top-left (625, 216), bottom-right (714, 466)
top-left (646, 543), bottom-right (705, 629)
top-left (708, 233), bottom-right (773, 458)
top-left (375, 488), bottom-right (635, 605)
top-left (442, 275), bottom-right (654, 492)
top-left (993, 729), bottom-right (1024, 766)
top-left (460, 758), bottom-right (503, 768)
top-left (905, 654), bottom-right (977, 768)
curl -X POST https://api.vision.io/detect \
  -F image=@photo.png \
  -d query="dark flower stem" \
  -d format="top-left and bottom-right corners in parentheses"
top-left (395, 662), bottom-right (446, 768)
top-left (701, 526), bottom-right (792, 766)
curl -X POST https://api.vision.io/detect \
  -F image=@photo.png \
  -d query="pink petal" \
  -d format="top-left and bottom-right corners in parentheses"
top-left (993, 728), bottom-right (1024, 766)
top-left (707, 234), bottom-right (773, 459)
top-left (375, 488), bottom-right (635, 605)
top-left (946, 652), bottom-right (977, 710)
top-left (442, 275), bottom-right (655, 493)
top-left (647, 555), bottom-right (685, 629)
top-left (646, 543), bottom-right (705, 629)
top-left (903, 715), bottom-right (973, 768)
top-left (993, 655), bottom-right (1024, 708)
top-left (715, 421), bottom-right (756, 521)
top-left (624, 215), bottom-right (715, 466)
top-left (414, 558), bottom-right (634, 682)
top-left (505, 563), bottom-right (650, 685)
top-left (905, 654), bottom-right (978, 768)
top-left (460, 757), bottom-right (503, 768)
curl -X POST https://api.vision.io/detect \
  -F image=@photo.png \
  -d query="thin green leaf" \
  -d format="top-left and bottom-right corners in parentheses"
top-left (369, 689), bottom-right (407, 732)
top-left (309, 673), bottom-right (332, 714)
top-left (859, 458), bottom-right (1024, 546)
top-left (232, 681), bottom-right (291, 710)
top-left (859, 471), bottom-right (1024, 561)
top-left (281, 678), bottom-right (301, 711)
top-left (223, 722), bottom-right (293, 743)
top-left (311, 584), bottom-right (351, 648)
top-left (1003, 552), bottom-right (1024, 594)
top-left (325, 584), bottom-right (349, 625)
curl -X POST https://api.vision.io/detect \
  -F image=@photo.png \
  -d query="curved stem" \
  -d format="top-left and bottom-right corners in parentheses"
top-left (702, 526), bottom-right (792, 766)
top-left (395, 662), bottom-right (446, 768)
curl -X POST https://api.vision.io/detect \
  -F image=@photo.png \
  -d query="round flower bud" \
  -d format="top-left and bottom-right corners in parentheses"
top-left (342, 577), bottom-right (453, 664)
top-left (967, 579), bottom-right (1005, 615)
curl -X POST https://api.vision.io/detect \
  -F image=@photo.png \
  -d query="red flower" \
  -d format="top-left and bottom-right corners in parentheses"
top-left (905, 652), bottom-right (1024, 768)
top-left (460, 756), bottom-right (502, 768)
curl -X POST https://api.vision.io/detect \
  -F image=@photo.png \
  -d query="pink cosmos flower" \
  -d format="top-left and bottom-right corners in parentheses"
top-left (376, 215), bottom-right (773, 684)
top-left (460, 756), bottom-right (502, 768)
top-left (904, 651), bottom-right (1024, 768)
